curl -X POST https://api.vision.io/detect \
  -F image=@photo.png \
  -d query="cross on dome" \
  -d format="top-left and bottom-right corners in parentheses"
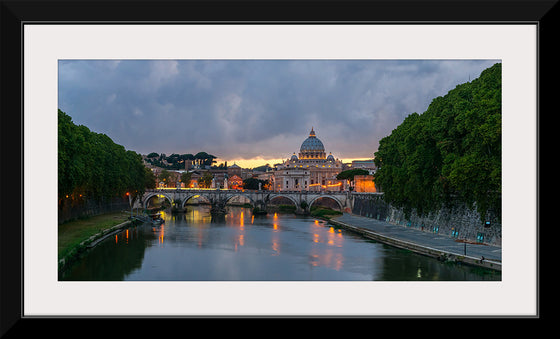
top-left (309, 127), bottom-right (316, 137)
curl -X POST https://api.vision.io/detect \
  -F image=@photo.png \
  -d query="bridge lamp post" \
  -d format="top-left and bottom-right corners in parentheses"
top-left (126, 192), bottom-right (132, 218)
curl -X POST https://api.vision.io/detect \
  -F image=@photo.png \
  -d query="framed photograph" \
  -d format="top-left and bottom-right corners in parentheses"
top-left (2, 0), bottom-right (551, 330)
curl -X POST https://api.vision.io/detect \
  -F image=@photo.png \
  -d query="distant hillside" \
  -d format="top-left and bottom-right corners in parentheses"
top-left (145, 151), bottom-right (217, 170)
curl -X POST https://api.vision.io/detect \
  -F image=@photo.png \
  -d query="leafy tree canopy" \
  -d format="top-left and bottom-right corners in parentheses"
top-left (336, 169), bottom-right (370, 181)
top-left (242, 178), bottom-right (269, 190)
top-left (58, 109), bottom-right (151, 202)
top-left (373, 63), bottom-right (501, 221)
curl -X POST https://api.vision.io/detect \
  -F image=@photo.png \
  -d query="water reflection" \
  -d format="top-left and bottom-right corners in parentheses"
top-left (309, 221), bottom-right (345, 271)
top-left (60, 206), bottom-right (501, 281)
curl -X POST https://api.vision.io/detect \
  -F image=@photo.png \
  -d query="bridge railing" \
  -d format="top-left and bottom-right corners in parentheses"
top-left (146, 188), bottom-right (354, 195)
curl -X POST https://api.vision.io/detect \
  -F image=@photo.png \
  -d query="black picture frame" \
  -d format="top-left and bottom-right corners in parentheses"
top-left (2, 0), bottom-right (554, 334)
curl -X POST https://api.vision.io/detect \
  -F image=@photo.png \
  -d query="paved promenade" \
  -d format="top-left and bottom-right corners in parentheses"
top-left (329, 213), bottom-right (501, 270)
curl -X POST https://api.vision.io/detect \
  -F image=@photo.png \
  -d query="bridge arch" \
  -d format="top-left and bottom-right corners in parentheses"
top-left (181, 194), bottom-right (211, 207)
top-left (224, 194), bottom-right (256, 206)
top-left (309, 195), bottom-right (343, 211)
top-left (143, 192), bottom-right (173, 208)
top-left (268, 194), bottom-right (299, 208)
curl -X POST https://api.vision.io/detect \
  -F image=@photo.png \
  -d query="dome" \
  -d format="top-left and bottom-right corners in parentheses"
top-left (300, 127), bottom-right (325, 153)
top-left (290, 153), bottom-right (299, 161)
top-left (326, 153), bottom-right (335, 161)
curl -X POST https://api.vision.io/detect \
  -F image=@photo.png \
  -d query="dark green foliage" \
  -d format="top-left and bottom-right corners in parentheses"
top-left (336, 168), bottom-right (370, 181)
top-left (374, 63), bottom-right (501, 220)
top-left (197, 171), bottom-right (214, 188)
top-left (144, 150), bottom-right (215, 170)
top-left (309, 206), bottom-right (343, 219)
top-left (242, 177), bottom-right (269, 190)
top-left (58, 109), bottom-right (152, 203)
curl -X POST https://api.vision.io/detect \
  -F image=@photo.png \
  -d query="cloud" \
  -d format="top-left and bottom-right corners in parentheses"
top-left (58, 59), bottom-right (499, 162)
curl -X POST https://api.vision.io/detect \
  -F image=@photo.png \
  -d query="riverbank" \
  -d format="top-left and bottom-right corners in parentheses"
top-left (58, 211), bottom-right (140, 273)
top-left (328, 213), bottom-right (501, 272)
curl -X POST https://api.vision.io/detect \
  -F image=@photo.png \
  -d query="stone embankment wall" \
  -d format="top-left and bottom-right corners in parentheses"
top-left (352, 194), bottom-right (501, 247)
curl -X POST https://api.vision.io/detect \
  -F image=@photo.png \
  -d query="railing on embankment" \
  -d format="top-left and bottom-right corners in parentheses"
top-left (328, 218), bottom-right (501, 272)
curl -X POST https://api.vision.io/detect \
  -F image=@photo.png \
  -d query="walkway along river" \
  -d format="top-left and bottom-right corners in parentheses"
top-left (329, 213), bottom-right (501, 271)
top-left (59, 206), bottom-right (501, 281)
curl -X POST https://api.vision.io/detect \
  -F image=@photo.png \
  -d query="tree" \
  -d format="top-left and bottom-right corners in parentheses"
top-left (181, 171), bottom-right (192, 187)
top-left (373, 63), bottom-right (501, 220)
top-left (58, 109), bottom-right (150, 204)
top-left (336, 169), bottom-right (369, 181)
top-left (198, 172), bottom-right (213, 188)
top-left (243, 178), bottom-right (269, 190)
top-left (158, 169), bottom-right (171, 186)
top-left (194, 152), bottom-right (217, 167)
top-left (144, 167), bottom-right (156, 190)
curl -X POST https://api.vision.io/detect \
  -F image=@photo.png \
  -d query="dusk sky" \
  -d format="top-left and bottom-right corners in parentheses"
top-left (58, 59), bottom-right (499, 168)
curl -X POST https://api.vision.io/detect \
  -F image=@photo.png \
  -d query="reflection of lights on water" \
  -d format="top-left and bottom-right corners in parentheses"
top-left (272, 240), bottom-right (280, 255)
top-left (308, 219), bottom-right (346, 270)
top-left (159, 224), bottom-right (165, 244)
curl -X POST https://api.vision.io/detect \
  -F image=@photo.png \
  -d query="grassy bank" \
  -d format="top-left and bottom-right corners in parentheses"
top-left (267, 204), bottom-right (297, 213)
top-left (309, 206), bottom-right (343, 219)
top-left (58, 211), bottom-right (131, 260)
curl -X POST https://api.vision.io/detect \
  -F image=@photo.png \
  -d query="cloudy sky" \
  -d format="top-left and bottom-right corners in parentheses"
top-left (58, 59), bottom-right (499, 168)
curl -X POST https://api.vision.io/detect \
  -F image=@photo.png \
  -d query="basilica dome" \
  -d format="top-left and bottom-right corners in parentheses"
top-left (300, 127), bottom-right (325, 152)
top-left (299, 127), bottom-right (326, 160)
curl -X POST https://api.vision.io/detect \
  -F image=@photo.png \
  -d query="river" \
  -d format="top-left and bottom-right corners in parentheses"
top-left (60, 206), bottom-right (500, 281)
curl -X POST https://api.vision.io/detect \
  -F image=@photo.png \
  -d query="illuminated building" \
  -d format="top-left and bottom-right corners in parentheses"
top-left (227, 163), bottom-right (242, 178)
top-left (228, 175), bottom-right (244, 190)
top-left (353, 175), bottom-right (377, 192)
top-left (273, 127), bottom-right (344, 192)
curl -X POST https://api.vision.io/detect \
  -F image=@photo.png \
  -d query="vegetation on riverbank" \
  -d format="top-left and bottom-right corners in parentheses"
top-left (267, 204), bottom-right (297, 213)
top-left (373, 63), bottom-right (501, 221)
top-left (309, 206), bottom-right (343, 219)
top-left (58, 211), bottom-right (130, 261)
top-left (58, 109), bottom-right (155, 212)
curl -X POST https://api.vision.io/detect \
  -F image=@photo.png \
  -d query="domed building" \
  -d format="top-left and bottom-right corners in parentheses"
top-left (299, 127), bottom-right (325, 159)
top-left (273, 127), bottom-right (344, 192)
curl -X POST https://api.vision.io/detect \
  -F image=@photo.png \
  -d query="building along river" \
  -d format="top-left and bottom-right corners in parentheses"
top-left (60, 206), bottom-right (500, 281)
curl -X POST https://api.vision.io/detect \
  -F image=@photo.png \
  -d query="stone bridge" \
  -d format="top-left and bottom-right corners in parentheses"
top-left (136, 189), bottom-right (369, 214)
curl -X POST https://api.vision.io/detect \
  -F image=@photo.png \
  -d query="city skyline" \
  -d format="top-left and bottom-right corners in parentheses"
top-left (58, 59), bottom-right (499, 168)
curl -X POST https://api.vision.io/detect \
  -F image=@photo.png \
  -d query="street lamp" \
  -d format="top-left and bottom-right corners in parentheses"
top-left (126, 192), bottom-right (132, 218)
top-left (484, 208), bottom-right (494, 228)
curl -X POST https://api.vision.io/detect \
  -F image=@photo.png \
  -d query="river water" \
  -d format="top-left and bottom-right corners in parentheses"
top-left (60, 206), bottom-right (500, 281)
